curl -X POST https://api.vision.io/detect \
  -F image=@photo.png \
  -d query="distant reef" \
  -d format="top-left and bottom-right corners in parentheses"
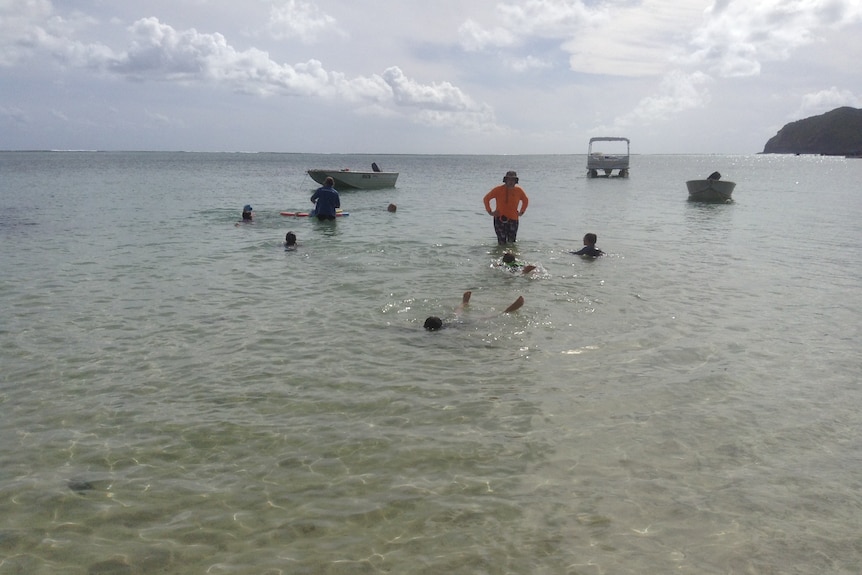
top-left (762, 106), bottom-right (862, 156)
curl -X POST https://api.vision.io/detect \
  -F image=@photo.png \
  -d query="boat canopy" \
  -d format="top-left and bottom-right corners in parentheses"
top-left (589, 137), bottom-right (630, 144)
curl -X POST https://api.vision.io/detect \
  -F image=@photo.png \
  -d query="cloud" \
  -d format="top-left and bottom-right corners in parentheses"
top-left (507, 55), bottom-right (552, 72)
top-left (458, 0), bottom-right (694, 77)
top-left (0, 0), bottom-right (111, 67)
top-left (1, 6), bottom-right (499, 133)
top-left (496, 0), bottom-right (600, 36)
top-left (265, 0), bottom-right (343, 44)
top-left (378, 67), bottom-right (499, 131)
top-left (0, 104), bottom-right (29, 125)
top-left (146, 110), bottom-right (184, 127)
top-left (793, 87), bottom-right (862, 119)
top-left (683, 0), bottom-right (862, 78)
top-left (458, 0), bottom-right (602, 55)
top-left (608, 70), bottom-right (713, 129)
top-left (458, 19), bottom-right (517, 52)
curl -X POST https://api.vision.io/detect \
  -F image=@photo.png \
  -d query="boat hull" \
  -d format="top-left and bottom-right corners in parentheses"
top-left (308, 169), bottom-right (398, 190)
top-left (686, 179), bottom-right (736, 202)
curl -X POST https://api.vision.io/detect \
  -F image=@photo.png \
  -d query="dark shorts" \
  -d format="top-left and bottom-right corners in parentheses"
top-left (493, 216), bottom-right (519, 244)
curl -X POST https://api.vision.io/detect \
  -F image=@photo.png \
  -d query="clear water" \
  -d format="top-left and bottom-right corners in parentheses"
top-left (1, 151), bottom-right (861, 574)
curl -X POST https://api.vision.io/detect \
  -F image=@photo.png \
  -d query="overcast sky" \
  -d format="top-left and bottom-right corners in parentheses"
top-left (2, 0), bottom-right (860, 154)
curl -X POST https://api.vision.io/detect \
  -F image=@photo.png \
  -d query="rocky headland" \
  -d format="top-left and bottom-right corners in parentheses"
top-left (762, 107), bottom-right (862, 156)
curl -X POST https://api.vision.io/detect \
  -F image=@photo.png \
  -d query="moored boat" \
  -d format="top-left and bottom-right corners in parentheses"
top-left (686, 172), bottom-right (736, 202)
top-left (308, 164), bottom-right (398, 190)
top-left (586, 137), bottom-right (630, 178)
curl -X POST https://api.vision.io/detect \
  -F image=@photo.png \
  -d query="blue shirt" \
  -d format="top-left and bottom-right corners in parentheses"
top-left (310, 186), bottom-right (341, 217)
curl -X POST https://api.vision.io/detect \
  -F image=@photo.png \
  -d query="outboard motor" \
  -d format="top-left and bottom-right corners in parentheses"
top-left (707, 171), bottom-right (721, 180)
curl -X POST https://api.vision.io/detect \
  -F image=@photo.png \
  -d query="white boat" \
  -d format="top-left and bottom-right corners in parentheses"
top-left (686, 173), bottom-right (736, 202)
top-left (586, 137), bottom-right (630, 178)
top-left (307, 164), bottom-right (398, 190)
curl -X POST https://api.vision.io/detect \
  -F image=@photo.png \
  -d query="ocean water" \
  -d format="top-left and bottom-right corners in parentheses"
top-left (1, 151), bottom-right (861, 574)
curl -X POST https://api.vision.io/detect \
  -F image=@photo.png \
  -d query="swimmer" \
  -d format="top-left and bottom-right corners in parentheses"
top-left (499, 252), bottom-right (537, 274)
top-left (284, 231), bottom-right (297, 250)
top-left (387, 203), bottom-right (397, 213)
top-left (241, 205), bottom-right (253, 221)
top-left (570, 233), bottom-right (604, 257)
top-left (235, 204), bottom-right (254, 226)
top-left (424, 291), bottom-right (524, 331)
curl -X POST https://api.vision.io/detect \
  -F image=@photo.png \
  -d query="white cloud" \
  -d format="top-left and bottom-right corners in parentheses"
top-left (1, 8), bottom-right (500, 133)
top-left (507, 55), bottom-right (552, 72)
top-left (496, 0), bottom-right (600, 36)
top-left (793, 87), bottom-right (862, 119)
top-left (266, 0), bottom-right (343, 44)
top-left (381, 66), bottom-right (499, 131)
top-left (609, 70), bottom-right (713, 129)
top-left (458, 0), bottom-right (698, 77)
top-left (0, 0), bottom-right (51, 64)
top-left (2, 0), bottom-right (860, 153)
top-left (381, 66), bottom-right (477, 111)
top-left (458, 19), bottom-right (517, 52)
top-left (683, 0), bottom-right (862, 78)
top-left (0, 0), bottom-right (108, 67)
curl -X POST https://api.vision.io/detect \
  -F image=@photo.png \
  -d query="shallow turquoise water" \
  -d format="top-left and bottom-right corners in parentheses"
top-left (1, 151), bottom-right (861, 574)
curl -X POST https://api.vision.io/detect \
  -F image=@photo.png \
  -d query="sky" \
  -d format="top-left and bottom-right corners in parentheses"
top-left (1, 0), bottom-right (861, 154)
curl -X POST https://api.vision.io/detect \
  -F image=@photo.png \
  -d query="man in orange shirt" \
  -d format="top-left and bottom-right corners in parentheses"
top-left (483, 170), bottom-right (529, 245)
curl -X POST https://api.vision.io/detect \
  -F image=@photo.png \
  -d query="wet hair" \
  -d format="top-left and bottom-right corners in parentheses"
top-left (583, 233), bottom-right (598, 245)
top-left (502, 252), bottom-right (516, 264)
top-left (424, 316), bottom-right (443, 330)
top-left (285, 231), bottom-right (297, 245)
top-left (387, 203), bottom-right (397, 212)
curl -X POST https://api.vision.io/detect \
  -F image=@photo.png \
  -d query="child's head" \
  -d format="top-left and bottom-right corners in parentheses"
top-left (242, 205), bottom-right (253, 220)
top-left (583, 233), bottom-right (598, 246)
top-left (502, 252), bottom-right (516, 264)
top-left (424, 316), bottom-right (443, 330)
top-left (285, 231), bottom-right (297, 246)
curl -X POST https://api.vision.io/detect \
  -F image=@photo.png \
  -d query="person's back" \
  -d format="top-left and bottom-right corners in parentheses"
top-left (310, 177), bottom-right (340, 220)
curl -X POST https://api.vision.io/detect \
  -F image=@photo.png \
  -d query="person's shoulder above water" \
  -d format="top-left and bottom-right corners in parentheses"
top-left (570, 232), bottom-right (604, 257)
top-left (571, 245), bottom-right (604, 257)
top-left (235, 204), bottom-right (254, 226)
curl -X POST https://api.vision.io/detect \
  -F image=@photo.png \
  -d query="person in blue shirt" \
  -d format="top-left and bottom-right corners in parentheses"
top-left (310, 177), bottom-right (341, 221)
top-left (571, 233), bottom-right (604, 257)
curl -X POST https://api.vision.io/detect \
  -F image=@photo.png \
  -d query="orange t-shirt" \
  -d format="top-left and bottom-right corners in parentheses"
top-left (483, 185), bottom-right (529, 220)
